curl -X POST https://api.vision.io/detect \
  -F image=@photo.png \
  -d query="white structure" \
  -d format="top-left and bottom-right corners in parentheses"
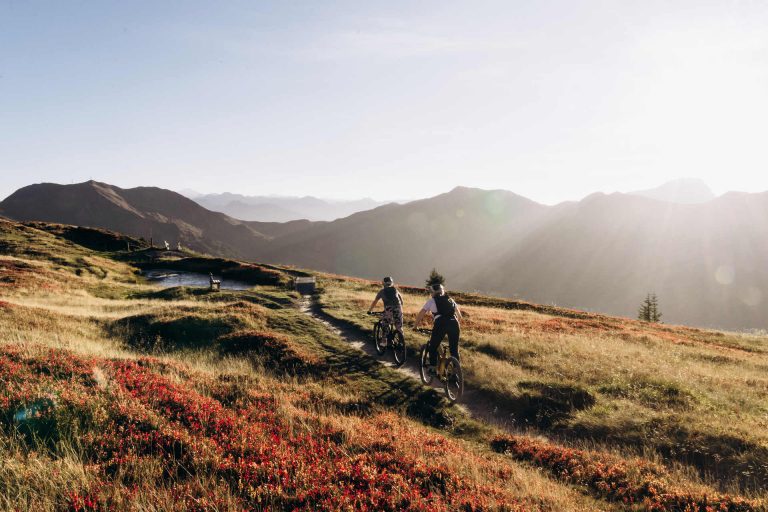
top-left (294, 276), bottom-right (316, 295)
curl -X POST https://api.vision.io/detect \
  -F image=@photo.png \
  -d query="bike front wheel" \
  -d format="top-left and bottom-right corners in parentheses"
top-left (443, 357), bottom-right (464, 402)
top-left (419, 344), bottom-right (433, 385)
top-left (392, 331), bottom-right (406, 366)
top-left (373, 322), bottom-right (387, 355)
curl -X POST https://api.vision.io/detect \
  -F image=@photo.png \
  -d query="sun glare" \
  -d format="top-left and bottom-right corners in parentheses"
top-left (633, 26), bottom-right (768, 192)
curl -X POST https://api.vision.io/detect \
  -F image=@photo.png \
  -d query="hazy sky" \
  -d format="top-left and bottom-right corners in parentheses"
top-left (2, 1), bottom-right (768, 204)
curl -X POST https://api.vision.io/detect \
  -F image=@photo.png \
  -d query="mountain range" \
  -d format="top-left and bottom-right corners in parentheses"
top-left (185, 191), bottom-right (394, 222)
top-left (629, 178), bottom-right (716, 204)
top-left (1, 179), bottom-right (766, 330)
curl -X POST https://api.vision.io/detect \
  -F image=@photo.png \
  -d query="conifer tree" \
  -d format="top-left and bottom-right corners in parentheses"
top-left (638, 294), bottom-right (651, 322)
top-left (649, 293), bottom-right (662, 323)
top-left (425, 268), bottom-right (446, 288)
top-left (638, 293), bottom-right (662, 323)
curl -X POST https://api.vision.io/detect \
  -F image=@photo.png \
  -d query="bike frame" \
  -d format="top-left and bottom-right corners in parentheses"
top-left (436, 344), bottom-right (450, 381)
top-left (417, 328), bottom-right (463, 402)
top-left (370, 311), bottom-right (393, 332)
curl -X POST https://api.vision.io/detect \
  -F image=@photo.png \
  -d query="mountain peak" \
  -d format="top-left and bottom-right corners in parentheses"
top-left (629, 178), bottom-right (715, 204)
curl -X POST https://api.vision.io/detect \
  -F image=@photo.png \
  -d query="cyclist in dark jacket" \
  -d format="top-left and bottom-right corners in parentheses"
top-left (413, 283), bottom-right (462, 371)
top-left (368, 276), bottom-right (404, 334)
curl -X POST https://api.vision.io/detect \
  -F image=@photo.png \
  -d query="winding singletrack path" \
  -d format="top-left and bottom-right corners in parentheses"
top-left (299, 296), bottom-right (519, 432)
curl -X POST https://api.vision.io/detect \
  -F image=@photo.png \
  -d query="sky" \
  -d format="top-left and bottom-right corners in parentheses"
top-left (1, 1), bottom-right (768, 204)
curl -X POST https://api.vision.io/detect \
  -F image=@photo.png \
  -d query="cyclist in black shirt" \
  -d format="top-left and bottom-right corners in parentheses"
top-left (413, 283), bottom-right (462, 372)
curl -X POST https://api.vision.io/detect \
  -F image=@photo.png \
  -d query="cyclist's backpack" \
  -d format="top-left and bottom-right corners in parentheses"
top-left (381, 286), bottom-right (400, 308)
top-left (434, 294), bottom-right (457, 318)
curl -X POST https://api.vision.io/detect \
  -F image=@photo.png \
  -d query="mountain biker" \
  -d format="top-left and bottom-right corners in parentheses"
top-left (413, 283), bottom-right (462, 373)
top-left (367, 276), bottom-right (404, 337)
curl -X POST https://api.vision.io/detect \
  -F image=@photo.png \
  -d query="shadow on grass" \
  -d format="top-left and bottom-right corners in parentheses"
top-left (311, 292), bottom-right (768, 495)
top-left (110, 313), bottom-right (242, 352)
top-left (266, 302), bottom-right (468, 432)
top-left (566, 417), bottom-right (768, 493)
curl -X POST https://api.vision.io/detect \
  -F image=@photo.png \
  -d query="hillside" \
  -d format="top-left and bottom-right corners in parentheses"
top-left (464, 191), bottom-right (768, 330)
top-left (4, 180), bottom-right (768, 330)
top-left (0, 218), bottom-right (765, 510)
top-left (259, 186), bottom-right (549, 284)
top-left (0, 181), bottom-right (290, 259)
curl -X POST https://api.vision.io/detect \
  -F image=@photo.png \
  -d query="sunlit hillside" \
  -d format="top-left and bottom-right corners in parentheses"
top-left (5, 182), bottom-right (768, 330)
top-left (0, 218), bottom-right (764, 511)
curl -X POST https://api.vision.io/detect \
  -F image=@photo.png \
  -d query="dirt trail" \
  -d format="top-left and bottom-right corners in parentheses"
top-left (299, 297), bottom-right (518, 432)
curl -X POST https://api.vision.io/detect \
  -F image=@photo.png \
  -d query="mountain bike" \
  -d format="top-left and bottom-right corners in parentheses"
top-left (368, 311), bottom-right (406, 365)
top-left (416, 328), bottom-right (464, 402)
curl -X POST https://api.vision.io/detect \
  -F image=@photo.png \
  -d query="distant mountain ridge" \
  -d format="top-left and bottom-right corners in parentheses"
top-left (2, 179), bottom-right (767, 330)
top-left (629, 178), bottom-right (716, 204)
top-left (188, 192), bottom-right (395, 222)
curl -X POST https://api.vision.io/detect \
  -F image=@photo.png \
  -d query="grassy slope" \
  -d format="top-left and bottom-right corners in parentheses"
top-left (0, 219), bottom-right (609, 511)
top-left (316, 274), bottom-right (768, 498)
top-left (0, 218), bottom-right (763, 510)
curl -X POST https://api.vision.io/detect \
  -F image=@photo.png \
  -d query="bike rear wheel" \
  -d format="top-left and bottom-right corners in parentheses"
top-left (392, 331), bottom-right (406, 366)
top-left (419, 344), bottom-right (433, 385)
top-left (373, 322), bottom-right (387, 355)
top-left (443, 357), bottom-right (464, 402)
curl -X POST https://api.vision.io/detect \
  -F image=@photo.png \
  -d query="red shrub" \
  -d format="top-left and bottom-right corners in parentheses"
top-left (491, 435), bottom-right (758, 511)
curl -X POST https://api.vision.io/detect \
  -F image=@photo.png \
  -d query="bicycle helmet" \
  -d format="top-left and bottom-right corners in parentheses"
top-left (382, 276), bottom-right (394, 287)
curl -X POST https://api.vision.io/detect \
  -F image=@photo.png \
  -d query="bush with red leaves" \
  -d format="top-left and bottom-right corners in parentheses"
top-left (491, 435), bottom-right (758, 511)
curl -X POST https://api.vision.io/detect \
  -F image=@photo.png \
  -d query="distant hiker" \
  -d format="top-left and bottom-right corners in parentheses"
top-left (177, 241), bottom-right (182, 251)
top-left (368, 276), bottom-right (404, 335)
top-left (414, 283), bottom-right (462, 373)
top-left (164, 240), bottom-right (170, 251)
top-left (209, 272), bottom-right (221, 291)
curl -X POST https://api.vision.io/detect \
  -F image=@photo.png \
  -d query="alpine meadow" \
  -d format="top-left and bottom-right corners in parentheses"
top-left (3, 2), bottom-right (768, 511)
top-left (0, 219), bottom-right (765, 510)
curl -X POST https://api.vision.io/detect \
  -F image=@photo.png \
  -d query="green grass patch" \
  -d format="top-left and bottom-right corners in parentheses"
top-left (599, 377), bottom-right (696, 410)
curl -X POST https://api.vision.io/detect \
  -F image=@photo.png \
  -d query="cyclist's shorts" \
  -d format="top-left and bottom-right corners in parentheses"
top-left (384, 307), bottom-right (404, 331)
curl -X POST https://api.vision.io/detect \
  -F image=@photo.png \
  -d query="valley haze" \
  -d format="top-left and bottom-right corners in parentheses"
top-left (1, 178), bottom-right (766, 332)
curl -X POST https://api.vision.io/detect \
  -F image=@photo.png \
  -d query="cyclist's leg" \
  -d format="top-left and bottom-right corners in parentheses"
top-left (393, 307), bottom-right (404, 333)
top-left (428, 317), bottom-right (447, 366)
top-left (447, 318), bottom-right (460, 361)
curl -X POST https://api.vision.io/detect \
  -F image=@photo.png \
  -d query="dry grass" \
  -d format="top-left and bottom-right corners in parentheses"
top-left (0, 221), bottom-right (620, 510)
top-left (317, 275), bottom-right (768, 498)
